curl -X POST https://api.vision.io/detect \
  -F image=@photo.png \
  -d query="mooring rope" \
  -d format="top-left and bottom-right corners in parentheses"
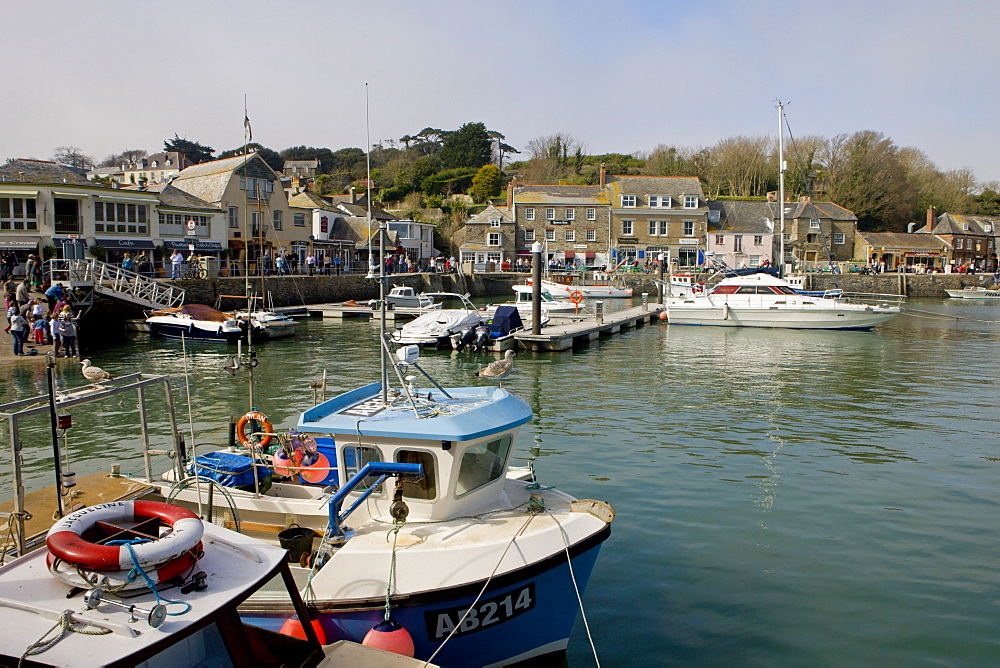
top-left (19, 609), bottom-right (111, 666)
top-left (548, 510), bottom-right (601, 667)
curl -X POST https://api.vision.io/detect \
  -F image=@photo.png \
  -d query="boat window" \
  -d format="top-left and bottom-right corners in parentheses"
top-left (395, 450), bottom-right (437, 500)
top-left (775, 286), bottom-right (797, 294)
top-left (343, 445), bottom-right (385, 491)
top-left (456, 436), bottom-right (512, 497)
top-left (736, 286), bottom-right (758, 294)
top-left (143, 621), bottom-right (233, 666)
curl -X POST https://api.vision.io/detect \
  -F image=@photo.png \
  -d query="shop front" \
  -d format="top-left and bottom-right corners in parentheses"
top-left (94, 238), bottom-right (156, 266)
top-left (0, 238), bottom-right (40, 276)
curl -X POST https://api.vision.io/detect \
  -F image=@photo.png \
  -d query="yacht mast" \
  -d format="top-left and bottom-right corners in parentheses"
top-left (777, 100), bottom-right (786, 274)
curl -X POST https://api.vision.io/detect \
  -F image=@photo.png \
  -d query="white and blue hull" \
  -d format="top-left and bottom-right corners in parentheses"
top-left (147, 318), bottom-right (244, 343)
top-left (241, 533), bottom-right (606, 666)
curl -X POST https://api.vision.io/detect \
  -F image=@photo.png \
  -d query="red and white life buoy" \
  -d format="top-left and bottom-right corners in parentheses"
top-left (237, 411), bottom-right (274, 448)
top-left (47, 546), bottom-right (200, 591)
top-left (46, 500), bottom-right (204, 571)
top-left (569, 290), bottom-right (584, 304)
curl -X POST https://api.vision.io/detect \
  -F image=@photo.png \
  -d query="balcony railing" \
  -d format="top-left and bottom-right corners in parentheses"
top-left (54, 215), bottom-right (81, 234)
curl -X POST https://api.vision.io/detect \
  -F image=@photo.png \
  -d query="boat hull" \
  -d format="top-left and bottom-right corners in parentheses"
top-left (241, 528), bottom-right (607, 667)
top-left (667, 304), bottom-right (899, 329)
top-left (541, 280), bottom-right (632, 299)
top-left (945, 288), bottom-right (1000, 299)
top-left (147, 319), bottom-right (244, 343)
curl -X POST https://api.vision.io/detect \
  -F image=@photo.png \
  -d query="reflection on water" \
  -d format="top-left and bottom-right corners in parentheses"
top-left (1, 298), bottom-right (999, 665)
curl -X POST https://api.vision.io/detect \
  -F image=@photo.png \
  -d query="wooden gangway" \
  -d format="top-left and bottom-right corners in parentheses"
top-left (47, 258), bottom-right (185, 311)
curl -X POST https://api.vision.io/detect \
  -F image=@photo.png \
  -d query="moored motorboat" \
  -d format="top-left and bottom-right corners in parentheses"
top-left (146, 304), bottom-right (245, 343)
top-left (533, 270), bottom-right (633, 298)
top-left (390, 293), bottom-right (483, 347)
top-left (666, 272), bottom-right (904, 329)
top-left (944, 286), bottom-right (1000, 299)
top-left (218, 294), bottom-right (299, 339)
top-left (485, 285), bottom-right (580, 315)
top-left (378, 285), bottom-right (441, 310)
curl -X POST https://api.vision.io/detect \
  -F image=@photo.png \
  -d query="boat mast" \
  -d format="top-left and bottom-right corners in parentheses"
top-left (365, 83), bottom-right (389, 403)
top-left (777, 100), bottom-right (786, 275)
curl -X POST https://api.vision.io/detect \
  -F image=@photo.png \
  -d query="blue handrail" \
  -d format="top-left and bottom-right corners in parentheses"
top-left (327, 462), bottom-right (423, 536)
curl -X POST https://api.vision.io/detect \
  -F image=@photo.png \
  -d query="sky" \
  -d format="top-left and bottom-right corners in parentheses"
top-left (3, 0), bottom-right (1000, 185)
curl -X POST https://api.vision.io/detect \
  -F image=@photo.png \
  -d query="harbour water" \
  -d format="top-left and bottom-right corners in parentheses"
top-left (1, 297), bottom-right (998, 665)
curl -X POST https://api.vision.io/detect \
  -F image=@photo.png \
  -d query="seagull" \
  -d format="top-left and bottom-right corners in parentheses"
top-left (477, 350), bottom-right (515, 388)
top-left (80, 359), bottom-right (113, 387)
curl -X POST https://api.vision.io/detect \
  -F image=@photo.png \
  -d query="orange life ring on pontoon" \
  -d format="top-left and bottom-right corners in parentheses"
top-left (569, 290), bottom-right (584, 304)
top-left (237, 411), bottom-right (274, 448)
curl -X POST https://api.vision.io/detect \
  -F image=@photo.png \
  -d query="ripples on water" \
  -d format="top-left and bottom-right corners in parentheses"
top-left (1, 298), bottom-right (998, 664)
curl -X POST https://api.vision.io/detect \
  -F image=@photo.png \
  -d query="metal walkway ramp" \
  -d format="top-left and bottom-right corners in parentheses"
top-left (46, 258), bottom-right (185, 311)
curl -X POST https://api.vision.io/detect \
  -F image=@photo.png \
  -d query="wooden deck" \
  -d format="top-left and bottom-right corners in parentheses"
top-left (515, 304), bottom-right (664, 351)
top-left (0, 472), bottom-right (157, 555)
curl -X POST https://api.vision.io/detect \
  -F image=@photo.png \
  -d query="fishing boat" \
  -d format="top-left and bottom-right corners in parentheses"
top-left (944, 286), bottom-right (1000, 299)
top-left (389, 293), bottom-right (483, 347)
top-left (450, 305), bottom-right (528, 352)
top-left (146, 304), bottom-right (245, 343)
top-left (157, 220), bottom-right (615, 665)
top-left (666, 271), bottom-right (904, 329)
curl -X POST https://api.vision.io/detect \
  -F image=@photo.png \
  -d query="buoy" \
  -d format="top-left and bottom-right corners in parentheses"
top-left (279, 615), bottom-right (327, 644)
top-left (299, 451), bottom-right (331, 484)
top-left (362, 619), bottom-right (415, 657)
top-left (659, 311), bottom-right (668, 321)
top-left (272, 448), bottom-right (303, 476)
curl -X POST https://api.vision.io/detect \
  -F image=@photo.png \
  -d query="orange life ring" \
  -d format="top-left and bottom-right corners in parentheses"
top-left (237, 411), bottom-right (274, 447)
top-left (46, 500), bottom-right (204, 571)
top-left (569, 290), bottom-right (584, 304)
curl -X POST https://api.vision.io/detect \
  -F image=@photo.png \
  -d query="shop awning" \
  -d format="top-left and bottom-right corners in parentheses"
top-left (564, 251), bottom-right (575, 259)
top-left (95, 238), bottom-right (155, 250)
top-left (0, 190), bottom-right (38, 197)
top-left (0, 238), bottom-right (39, 250)
top-left (51, 191), bottom-right (91, 199)
top-left (586, 252), bottom-right (596, 259)
top-left (96, 194), bottom-right (158, 204)
top-left (904, 251), bottom-right (940, 257)
top-left (164, 240), bottom-right (224, 251)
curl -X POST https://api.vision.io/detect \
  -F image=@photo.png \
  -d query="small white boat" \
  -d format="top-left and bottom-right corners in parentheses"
top-left (451, 305), bottom-right (529, 352)
top-left (945, 286), bottom-right (1000, 299)
top-left (381, 285), bottom-right (440, 309)
top-left (667, 272), bottom-right (904, 329)
top-left (146, 304), bottom-right (245, 343)
top-left (218, 295), bottom-right (299, 339)
top-left (390, 293), bottom-right (483, 347)
top-left (485, 285), bottom-right (581, 314)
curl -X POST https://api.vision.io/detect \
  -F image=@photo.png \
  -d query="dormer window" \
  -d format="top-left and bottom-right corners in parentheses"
top-left (490, 219), bottom-right (501, 227)
top-left (963, 223), bottom-right (970, 231)
top-left (683, 195), bottom-right (698, 209)
top-left (649, 195), bottom-right (671, 208)
top-left (810, 219), bottom-right (821, 229)
top-left (621, 195), bottom-right (636, 207)
top-left (985, 224), bottom-right (993, 232)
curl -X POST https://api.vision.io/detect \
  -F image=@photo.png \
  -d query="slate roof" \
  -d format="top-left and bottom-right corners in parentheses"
top-left (283, 160), bottom-right (319, 168)
top-left (919, 213), bottom-right (999, 235)
top-left (155, 184), bottom-right (216, 211)
top-left (513, 185), bottom-right (610, 205)
top-left (466, 204), bottom-right (513, 225)
top-left (606, 175), bottom-right (704, 198)
top-left (0, 159), bottom-right (96, 186)
top-left (332, 217), bottom-right (400, 249)
top-left (334, 200), bottom-right (398, 221)
top-left (170, 153), bottom-right (276, 206)
top-left (288, 191), bottom-right (334, 209)
top-left (707, 200), bottom-right (779, 233)
top-left (856, 232), bottom-right (948, 250)
top-left (791, 201), bottom-right (857, 221)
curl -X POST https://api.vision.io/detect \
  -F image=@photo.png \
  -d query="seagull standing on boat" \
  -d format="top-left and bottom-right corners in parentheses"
top-left (80, 359), bottom-right (112, 387)
top-left (477, 350), bottom-right (515, 387)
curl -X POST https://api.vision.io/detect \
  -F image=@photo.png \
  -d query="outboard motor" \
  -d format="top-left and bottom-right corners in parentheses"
top-left (473, 325), bottom-right (491, 352)
top-left (453, 325), bottom-right (477, 351)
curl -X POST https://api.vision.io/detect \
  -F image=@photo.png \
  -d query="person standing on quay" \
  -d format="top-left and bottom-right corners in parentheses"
top-left (9, 310), bottom-right (28, 355)
top-left (170, 250), bottom-right (183, 279)
top-left (16, 280), bottom-right (31, 310)
top-left (306, 253), bottom-right (316, 276)
top-left (60, 314), bottom-right (78, 358)
top-left (44, 282), bottom-right (63, 313)
top-left (50, 315), bottom-right (63, 357)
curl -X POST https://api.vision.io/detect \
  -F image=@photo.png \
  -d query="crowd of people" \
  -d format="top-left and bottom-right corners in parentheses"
top-left (4, 279), bottom-right (78, 357)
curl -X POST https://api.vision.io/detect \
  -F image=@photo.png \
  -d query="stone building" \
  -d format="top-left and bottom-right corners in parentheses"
top-left (509, 183), bottom-right (612, 268)
top-left (456, 204), bottom-right (517, 270)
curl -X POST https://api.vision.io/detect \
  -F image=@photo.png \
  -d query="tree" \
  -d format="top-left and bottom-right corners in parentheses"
top-left (218, 143), bottom-right (283, 172)
top-left (438, 122), bottom-right (492, 170)
top-left (487, 130), bottom-right (520, 169)
top-left (821, 131), bottom-right (911, 231)
top-left (469, 164), bottom-right (503, 203)
top-left (702, 135), bottom-right (773, 198)
top-left (53, 146), bottom-right (94, 169)
top-left (99, 148), bottom-right (148, 168)
top-left (164, 134), bottom-right (214, 164)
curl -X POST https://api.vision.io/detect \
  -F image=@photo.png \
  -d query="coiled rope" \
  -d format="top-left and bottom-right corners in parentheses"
top-left (19, 610), bottom-right (111, 666)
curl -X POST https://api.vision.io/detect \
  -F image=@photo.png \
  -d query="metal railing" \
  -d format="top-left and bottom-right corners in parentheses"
top-left (47, 258), bottom-right (185, 309)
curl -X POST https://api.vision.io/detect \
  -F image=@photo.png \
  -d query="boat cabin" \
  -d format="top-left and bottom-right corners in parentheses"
top-left (297, 381), bottom-right (532, 524)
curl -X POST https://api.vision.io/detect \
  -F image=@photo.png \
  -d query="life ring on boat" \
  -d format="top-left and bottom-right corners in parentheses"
top-left (569, 290), bottom-right (584, 304)
top-left (46, 545), bottom-right (201, 592)
top-left (693, 283), bottom-right (705, 294)
top-left (45, 500), bottom-right (204, 571)
top-left (237, 411), bottom-right (274, 447)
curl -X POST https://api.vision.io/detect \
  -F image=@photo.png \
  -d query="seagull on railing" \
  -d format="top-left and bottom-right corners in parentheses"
top-left (80, 359), bottom-right (113, 387)
top-left (477, 350), bottom-right (515, 388)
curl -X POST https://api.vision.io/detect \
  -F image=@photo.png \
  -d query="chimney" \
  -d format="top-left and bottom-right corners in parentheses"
top-left (798, 195), bottom-right (810, 203)
top-left (292, 175), bottom-right (300, 190)
top-left (766, 191), bottom-right (776, 202)
top-left (350, 186), bottom-right (357, 204)
top-left (926, 206), bottom-right (936, 230)
top-left (599, 163), bottom-right (606, 188)
top-left (507, 180), bottom-right (515, 209)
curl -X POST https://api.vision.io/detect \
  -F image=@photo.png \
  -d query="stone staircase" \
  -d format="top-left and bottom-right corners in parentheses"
top-left (46, 259), bottom-right (186, 313)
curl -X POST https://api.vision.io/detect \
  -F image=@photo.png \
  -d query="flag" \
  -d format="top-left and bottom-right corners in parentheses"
top-left (244, 114), bottom-right (252, 142)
